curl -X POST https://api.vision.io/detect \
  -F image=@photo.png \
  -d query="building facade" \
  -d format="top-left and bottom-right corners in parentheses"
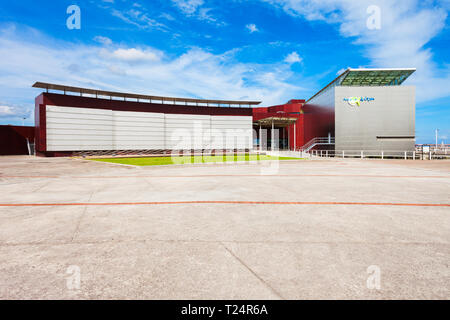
top-left (34, 89), bottom-right (256, 157)
top-left (305, 68), bottom-right (416, 153)
top-left (26, 68), bottom-right (416, 157)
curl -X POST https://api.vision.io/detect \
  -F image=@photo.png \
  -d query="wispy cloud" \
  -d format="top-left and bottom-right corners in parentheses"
top-left (111, 8), bottom-right (167, 31)
top-left (94, 36), bottom-right (112, 46)
top-left (0, 103), bottom-right (31, 120)
top-left (0, 24), bottom-right (312, 124)
top-left (160, 12), bottom-right (175, 21)
top-left (263, 0), bottom-right (450, 103)
top-left (172, 0), bottom-right (204, 15)
top-left (171, 0), bottom-right (225, 25)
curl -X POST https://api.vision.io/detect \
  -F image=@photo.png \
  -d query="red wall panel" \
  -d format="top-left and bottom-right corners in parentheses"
top-left (38, 93), bottom-right (253, 116)
top-left (0, 125), bottom-right (35, 155)
top-left (252, 99), bottom-right (334, 150)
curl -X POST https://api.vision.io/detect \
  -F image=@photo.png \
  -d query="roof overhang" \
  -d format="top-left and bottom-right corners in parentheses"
top-left (32, 82), bottom-right (262, 107)
top-left (339, 68), bottom-right (416, 86)
top-left (254, 117), bottom-right (298, 127)
top-left (306, 68), bottom-right (416, 103)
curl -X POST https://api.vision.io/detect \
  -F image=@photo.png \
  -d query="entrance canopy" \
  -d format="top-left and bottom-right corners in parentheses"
top-left (254, 117), bottom-right (298, 128)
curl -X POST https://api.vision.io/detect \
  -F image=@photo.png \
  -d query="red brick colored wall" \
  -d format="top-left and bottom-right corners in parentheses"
top-left (0, 125), bottom-right (35, 155)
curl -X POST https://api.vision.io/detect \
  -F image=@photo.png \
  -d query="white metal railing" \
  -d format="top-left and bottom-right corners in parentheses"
top-left (416, 144), bottom-right (450, 154)
top-left (307, 149), bottom-right (450, 160)
top-left (299, 137), bottom-right (335, 152)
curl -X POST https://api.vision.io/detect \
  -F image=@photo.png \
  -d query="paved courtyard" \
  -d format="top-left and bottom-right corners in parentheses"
top-left (0, 155), bottom-right (449, 299)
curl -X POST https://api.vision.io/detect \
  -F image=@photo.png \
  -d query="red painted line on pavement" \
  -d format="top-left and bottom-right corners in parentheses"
top-left (2, 174), bottom-right (449, 179)
top-left (0, 201), bottom-right (448, 207)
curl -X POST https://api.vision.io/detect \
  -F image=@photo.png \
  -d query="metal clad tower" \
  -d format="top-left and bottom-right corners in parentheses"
top-left (305, 68), bottom-right (416, 153)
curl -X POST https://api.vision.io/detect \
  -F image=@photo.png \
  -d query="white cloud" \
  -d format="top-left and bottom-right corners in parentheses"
top-left (284, 51), bottom-right (302, 64)
top-left (246, 24), bottom-right (259, 33)
top-left (172, 0), bottom-right (204, 15)
top-left (109, 48), bottom-right (162, 62)
top-left (0, 105), bottom-right (15, 116)
top-left (198, 8), bottom-right (218, 23)
top-left (171, 0), bottom-right (224, 25)
top-left (0, 104), bottom-right (30, 119)
top-left (264, 0), bottom-right (450, 103)
top-left (94, 36), bottom-right (112, 46)
top-left (0, 24), bottom-right (311, 124)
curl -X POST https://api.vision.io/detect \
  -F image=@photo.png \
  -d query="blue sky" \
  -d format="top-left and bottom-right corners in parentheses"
top-left (0, 0), bottom-right (449, 143)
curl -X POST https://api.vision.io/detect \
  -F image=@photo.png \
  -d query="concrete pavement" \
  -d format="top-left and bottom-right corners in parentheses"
top-left (0, 156), bottom-right (449, 299)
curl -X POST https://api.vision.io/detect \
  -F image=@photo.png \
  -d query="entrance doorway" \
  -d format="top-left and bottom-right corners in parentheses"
top-left (253, 117), bottom-right (297, 151)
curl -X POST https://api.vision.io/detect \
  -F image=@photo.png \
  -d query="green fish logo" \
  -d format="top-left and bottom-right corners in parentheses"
top-left (348, 97), bottom-right (361, 106)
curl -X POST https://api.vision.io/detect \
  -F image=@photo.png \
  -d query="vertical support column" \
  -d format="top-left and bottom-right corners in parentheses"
top-left (361, 150), bottom-right (364, 159)
top-left (404, 151), bottom-right (407, 160)
top-left (288, 125), bottom-right (290, 151)
top-left (271, 120), bottom-right (274, 152)
top-left (413, 151), bottom-right (415, 160)
top-left (294, 121), bottom-right (296, 151)
top-left (381, 151), bottom-right (384, 160)
top-left (163, 114), bottom-right (166, 152)
top-left (259, 125), bottom-right (262, 152)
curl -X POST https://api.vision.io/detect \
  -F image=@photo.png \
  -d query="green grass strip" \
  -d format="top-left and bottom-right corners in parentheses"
top-left (90, 154), bottom-right (302, 166)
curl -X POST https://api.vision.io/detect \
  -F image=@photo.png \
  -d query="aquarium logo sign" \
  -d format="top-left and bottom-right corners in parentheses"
top-left (343, 97), bottom-right (375, 106)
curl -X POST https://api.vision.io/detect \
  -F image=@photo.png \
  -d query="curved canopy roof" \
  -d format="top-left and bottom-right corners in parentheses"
top-left (32, 82), bottom-right (261, 107)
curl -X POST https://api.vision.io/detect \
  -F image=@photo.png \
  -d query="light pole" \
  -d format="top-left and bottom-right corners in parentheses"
top-left (435, 129), bottom-right (439, 149)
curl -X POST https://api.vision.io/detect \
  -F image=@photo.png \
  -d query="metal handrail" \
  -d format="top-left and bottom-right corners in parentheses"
top-left (300, 137), bottom-right (335, 152)
top-left (307, 149), bottom-right (450, 160)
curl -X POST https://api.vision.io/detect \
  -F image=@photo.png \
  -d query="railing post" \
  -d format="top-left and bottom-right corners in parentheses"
top-left (413, 151), bottom-right (415, 160)
top-left (381, 151), bottom-right (384, 160)
top-left (326, 150), bottom-right (328, 157)
top-left (342, 150), bottom-right (345, 158)
top-left (320, 150), bottom-right (323, 157)
top-left (404, 151), bottom-right (407, 160)
top-left (361, 150), bottom-right (363, 159)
